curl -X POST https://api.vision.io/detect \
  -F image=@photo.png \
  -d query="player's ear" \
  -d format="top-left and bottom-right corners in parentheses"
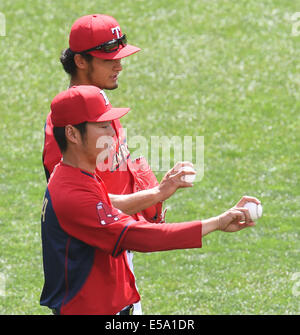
top-left (74, 53), bottom-right (89, 70)
top-left (65, 125), bottom-right (80, 145)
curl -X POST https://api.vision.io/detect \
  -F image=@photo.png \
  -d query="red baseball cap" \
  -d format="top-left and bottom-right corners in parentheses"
top-left (51, 85), bottom-right (130, 127)
top-left (69, 14), bottom-right (141, 60)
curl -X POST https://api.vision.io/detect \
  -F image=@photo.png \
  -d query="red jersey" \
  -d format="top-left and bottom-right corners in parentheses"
top-left (40, 163), bottom-right (202, 314)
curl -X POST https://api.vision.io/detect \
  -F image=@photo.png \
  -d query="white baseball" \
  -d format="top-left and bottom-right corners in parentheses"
top-left (180, 166), bottom-right (196, 183)
top-left (244, 202), bottom-right (263, 221)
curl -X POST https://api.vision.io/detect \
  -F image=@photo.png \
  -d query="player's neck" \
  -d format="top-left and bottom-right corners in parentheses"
top-left (62, 151), bottom-right (95, 174)
top-left (69, 79), bottom-right (88, 87)
top-left (69, 75), bottom-right (93, 88)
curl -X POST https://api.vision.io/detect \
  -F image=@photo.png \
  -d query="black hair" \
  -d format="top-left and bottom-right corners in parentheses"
top-left (53, 122), bottom-right (87, 153)
top-left (60, 48), bottom-right (93, 76)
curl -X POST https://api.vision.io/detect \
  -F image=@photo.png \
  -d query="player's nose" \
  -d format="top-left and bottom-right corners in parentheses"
top-left (113, 59), bottom-right (122, 71)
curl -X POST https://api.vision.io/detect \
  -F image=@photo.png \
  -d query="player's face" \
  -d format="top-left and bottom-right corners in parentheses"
top-left (86, 58), bottom-right (123, 90)
top-left (80, 121), bottom-right (116, 166)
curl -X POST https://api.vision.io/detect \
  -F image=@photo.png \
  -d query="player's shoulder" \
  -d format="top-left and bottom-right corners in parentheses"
top-left (49, 163), bottom-right (101, 197)
top-left (45, 110), bottom-right (52, 125)
top-left (48, 163), bottom-right (108, 215)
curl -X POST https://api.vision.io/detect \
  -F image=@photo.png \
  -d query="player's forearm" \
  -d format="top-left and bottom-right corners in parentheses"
top-left (120, 217), bottom-right (219, 253)
top-left (109, 186), bottom-right (163, 215)
top-left (121, 220), bottom-right (202, 252)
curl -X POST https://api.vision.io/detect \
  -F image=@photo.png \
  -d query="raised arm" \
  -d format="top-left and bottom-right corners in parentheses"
top-left (109, 161), bottom-right (196, 215)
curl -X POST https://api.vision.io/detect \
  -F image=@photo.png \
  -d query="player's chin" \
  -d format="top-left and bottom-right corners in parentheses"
top-left (105, 80), bottom-right (118, 90)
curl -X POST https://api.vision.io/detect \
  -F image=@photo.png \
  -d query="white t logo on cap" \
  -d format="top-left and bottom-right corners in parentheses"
top-left (100, 90), bottom-right (110, 106)
top-left (111, 26), bottom-right (121, 39)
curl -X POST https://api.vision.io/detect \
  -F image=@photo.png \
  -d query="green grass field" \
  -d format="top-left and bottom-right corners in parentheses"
top-left (0, 0), bottom-right (299, 315)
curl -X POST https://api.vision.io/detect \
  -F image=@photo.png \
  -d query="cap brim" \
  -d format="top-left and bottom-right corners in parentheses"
top-left (89, 44), bottom-right (141, 60)
top-left (95, 107), bottom-right (130, 122)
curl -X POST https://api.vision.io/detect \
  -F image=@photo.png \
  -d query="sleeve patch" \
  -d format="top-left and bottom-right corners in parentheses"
top-left (97, 202), bottom-right (122, 226)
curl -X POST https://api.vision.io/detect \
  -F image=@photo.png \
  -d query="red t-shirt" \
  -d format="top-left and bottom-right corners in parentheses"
top-left (40, 163), bottom-right (202, 314)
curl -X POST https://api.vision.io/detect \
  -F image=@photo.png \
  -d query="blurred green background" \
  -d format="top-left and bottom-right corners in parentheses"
top-left (0, 0), bottom-right (299, 314)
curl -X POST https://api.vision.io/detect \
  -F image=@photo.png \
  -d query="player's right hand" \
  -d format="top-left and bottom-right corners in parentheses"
top-left (158, 161), bottom-right (196, 201)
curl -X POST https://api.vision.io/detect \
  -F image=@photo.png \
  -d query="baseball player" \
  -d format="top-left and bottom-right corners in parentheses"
top-left (42, 14), bottom-right (196, 314)
top-left (43, 13), bottom-right (169, 221)
top-left (40, 85), bottom-right (258, 315)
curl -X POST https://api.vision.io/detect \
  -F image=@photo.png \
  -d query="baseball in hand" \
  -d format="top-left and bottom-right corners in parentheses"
top-left (180, 166), bottom-right (196, 183)
top-left (244, 202), bottom-right (263, 221)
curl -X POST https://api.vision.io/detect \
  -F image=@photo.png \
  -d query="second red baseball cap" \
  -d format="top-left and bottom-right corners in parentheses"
top-left (69, 14), bottom-right (141, 60)
top-left (51, 85), bottom-right (130, 127)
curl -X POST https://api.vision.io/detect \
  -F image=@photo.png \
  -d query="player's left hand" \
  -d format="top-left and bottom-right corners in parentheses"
top-left (217, 196), bottom-right (258, 232)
